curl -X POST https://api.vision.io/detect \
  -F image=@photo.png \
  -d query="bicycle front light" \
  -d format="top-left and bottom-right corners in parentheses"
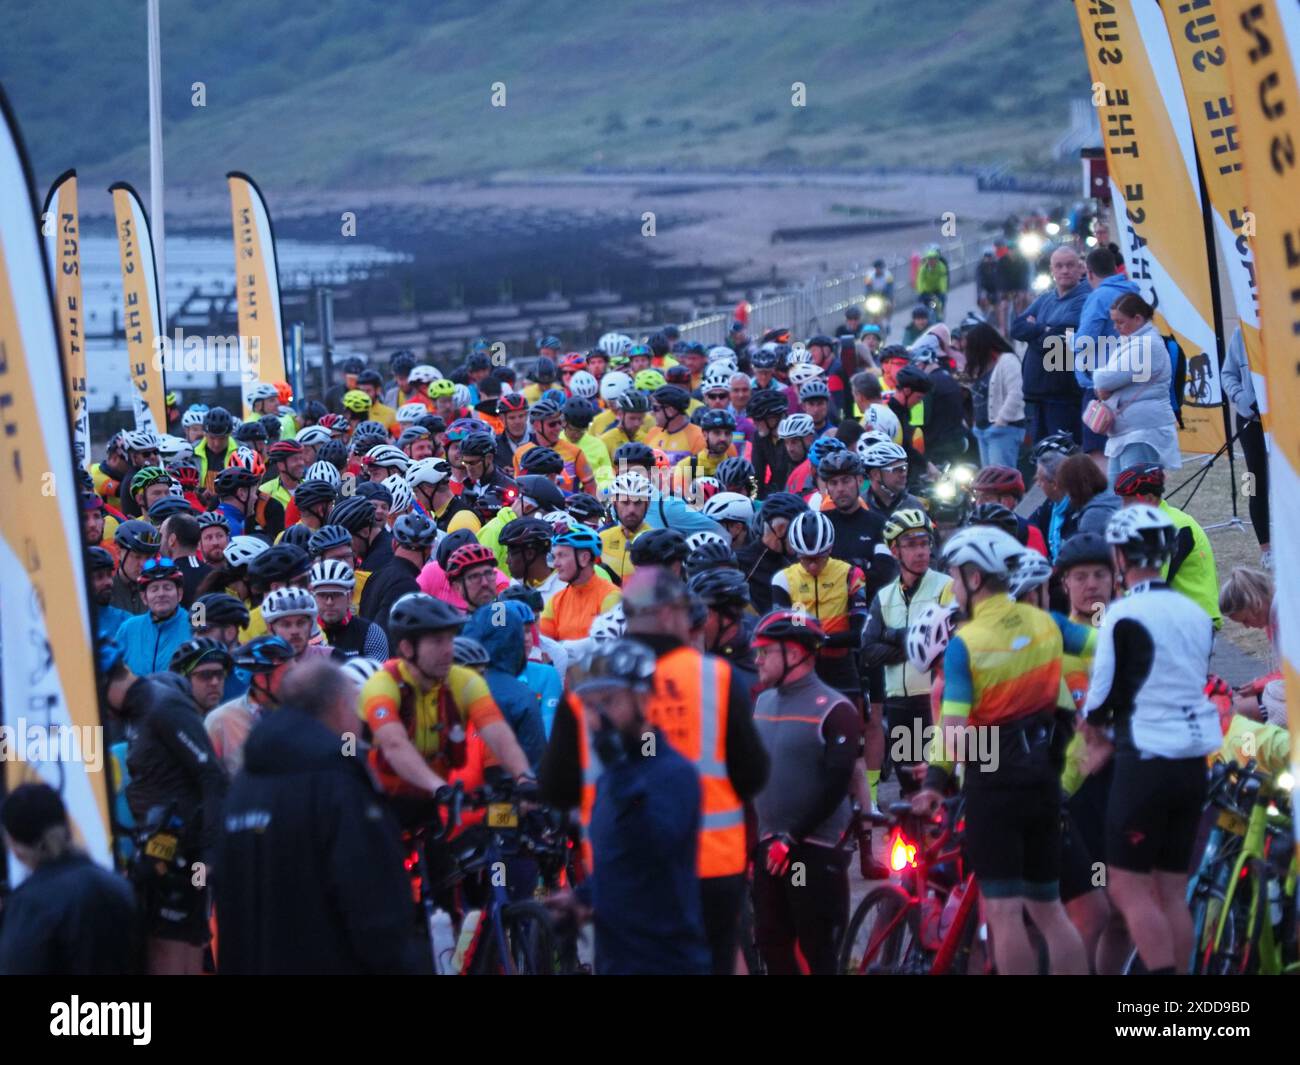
top-left (1277, 771), bottom-right (1294, 792)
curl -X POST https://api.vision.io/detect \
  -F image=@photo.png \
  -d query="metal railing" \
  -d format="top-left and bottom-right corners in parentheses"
top-left (674, 238), bottom-right (983, 344)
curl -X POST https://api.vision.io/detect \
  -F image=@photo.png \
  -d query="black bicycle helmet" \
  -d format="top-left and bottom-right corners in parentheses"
top-left (233, 421), bottom-right (267, 445)
top-left (652, 385), bottom-right (692, 414)
top-left (498, 581), bottom-right (545, 616)
top-left (294, 479), bottom-right (338, 512)
top-left (259, 414), bottom-right (283, 442)
top-left (329, 496), bottom-right (377, 533)
top-left (317, 439), bottom-right (349, 469)
top-left (528, 397), bottom-right (564, 423)
top-left (755, 491), bottom-right (809, 530)
top-left (1029, 429), bottom-right (1080, 465)
top-left (565, 493), bottom-right (606, 523)
top-left (684, 539), bottom-right (739, 579)
top-left (169, 637), bottom-right (233, 676)
top-left (300, 399), bottom-right (329, 424)
top-left (247, 544), bottom-right (311, 586)
top-left (203, 406), bottom-right (234, 435)
top-left (751, 348), bottom-right (778, 370)
top-left (965, 501), bottom-right (1019, 538)
top-left (817, 450), bottom-right (864, 478)
top-left (279, 524), bottom-right (316, 551)
top-left (114, 519), bottom-right (162, 555)
top-left (392, 512), bottom-right (438, 549)
top-left (498, 516), bottom-right (555, 548)
top-left (698, 408), bottom-right (737, 432)
top-left (193, 592), bottom-right (251, 629)
top-left (387, 593), bottom-right (468, 642)
top-left (307, 524), bottom-right (353, 556)
top-left (612, 442), bottom-right (656, 472)
top-left (616, 391), bottom-right (651, 414)
top-left (232, 634), bottom-right (295, 673)
top-left (515, 474), bottom-right (566, 512)
top-left (147, 496), bottom-right (195, 522)
top-left (519, 446), bottom-right (565, 476)
top-left (355, 481), bottom-right (393, 507)
top-left (563, 398), bottom-right (596, 427)
top-left (687, 567), bottom-right (751, 610)
top-left (1056, 531), bottom-right (1114, 570)
top-left (893, 365), bottom-right (931, 392)
top-left (629, 527), bottom-right (689, 567)
top-left (715, 457), bottom-right (756, 495)
top-left (458, 431), bottom-right (497, 457)
top-left (88, 545), bottom-right (115, 571)
top-left (214, 466), bottom-right (260, 495)
top-left (390, 350), bottom-right (417, 375)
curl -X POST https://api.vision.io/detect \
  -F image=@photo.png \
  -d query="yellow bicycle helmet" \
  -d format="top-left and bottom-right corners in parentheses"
top-left (634, 369), bottom-right (666, 392)
top-left (342, 389), bottom-right (372, 413)
top-left (883, 507), bottom-right (933, 545)
top-left (430, 379), bottom-right (457, 399)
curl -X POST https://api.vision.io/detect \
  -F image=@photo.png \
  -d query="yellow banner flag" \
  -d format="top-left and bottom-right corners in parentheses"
top-left (110, 181), bottom-right (167, 434)
top-left (227, 172), bottom-right (286, 420)
top-left (0, 87), bottom-right (111, 876)
top-left (42, 170), bottom-right (89, 464)
top-left (1074, 0), bottom-right (1226, 453)
top-left (1216, 0), bottom-right (1300, 850)
top-left (1160, 0), bottom-right (1269, 425)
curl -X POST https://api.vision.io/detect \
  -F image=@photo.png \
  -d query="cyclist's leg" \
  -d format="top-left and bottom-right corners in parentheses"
top-left (752, 862), bottom-right (799, 975)
top-left (698, 873), bottom-right (745, 976)
top-left (1021, 788), bottom-right (1087, 974)
top-left (963, 784), bottom-right (1037, 974)
top-left (787, 841), bottom-right (850, 975)
top-left (1150, 757), bottom-right (1209, 972)
top-left (982, 897), bottom-right (1036, 975)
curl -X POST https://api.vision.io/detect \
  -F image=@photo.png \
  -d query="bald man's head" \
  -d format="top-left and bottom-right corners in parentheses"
top-left (1049, 246), bottom-right (1083, 293)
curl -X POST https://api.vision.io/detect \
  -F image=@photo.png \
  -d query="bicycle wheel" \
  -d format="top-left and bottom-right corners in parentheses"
top-left (838, 885), bottom-right (920, 975)
top-left (1202, 859), bottom-right (1266, 975)
top-left (471, 900), bottom-right (558, 975)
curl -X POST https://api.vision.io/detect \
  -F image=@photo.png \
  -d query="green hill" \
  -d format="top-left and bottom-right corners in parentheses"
top-left (1, 0), bottom-right (1088, 192)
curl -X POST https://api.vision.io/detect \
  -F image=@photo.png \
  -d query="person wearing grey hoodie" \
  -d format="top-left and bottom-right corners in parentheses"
top-left (1221, 326), bottom-right (1269, 558)
top-left (1073, 247), bottom-right (1140, 469)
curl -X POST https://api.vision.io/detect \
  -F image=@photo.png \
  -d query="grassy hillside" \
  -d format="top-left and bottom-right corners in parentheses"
top-left (1, 0), bottom-right (1088, 193)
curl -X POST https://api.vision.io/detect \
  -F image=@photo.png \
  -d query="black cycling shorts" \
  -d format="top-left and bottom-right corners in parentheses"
top-left (1059, 808), bottom-right (1099, 904)
top-left (1105, 754), bottom-right (1208, 874)
top-left (962, 779), bottom-right (1061, 901)
top-left (139, 871), bottom-right (210, 946)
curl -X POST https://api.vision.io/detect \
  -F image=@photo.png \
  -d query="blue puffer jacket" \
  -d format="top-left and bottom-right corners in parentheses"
top-left (463, 604), bottom-right (547, 768)
top-left (116, 608), bottom-right (193, 677)
top-left (1011, 281), bottom-right (1089, 401)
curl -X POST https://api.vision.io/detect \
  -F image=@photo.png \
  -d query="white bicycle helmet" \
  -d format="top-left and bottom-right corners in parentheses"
top-left (181, 407), bottom-right (207, 429)
top-left (786, 344), bottom-right (812, 366)
top-left (685, 530), bottom-right (730, 553)
top-left (364, 444), bottom-right (410, 474)
top-left (304, 460), bottom-right (342, 488)
top-left (1008, 550), bottom-right (1053, 600)
top-left (168, 481), bottom-right (186, 498)
top-left (787, 510), bottom-right (835, 556)
top-left (859, 438), bottom-right (909, 469)
top-left (590, 603), bottom-right (627, 643)
top-left (452, 384), bottom-right (472, 409)
top-left (701, 492), bottom-right (755, 526)
top-left (599, 371), bottom-right (634, 404)
top-left (295, 425), bottom-right (332, 448)
top-left (408, 364), bottom-right (441, 384)
top-left (310, 558), bottom-right (356, 590)
top-left (939, 525), bottom-right (1022, 577)
top-left (340, 656), bottom-right (381, 687)
top-left (157, 434), bottom-right (193, 462)
top-left (223, 535), bottom-right (270, 568)
top-left (123, 428), bottom-right (159, 452)
top-left (406, 456), bottom-right (453, 489)
top-left (787, 362), bottom-right (825, 387)
top-left (396, 402), bottom-right (429, 425)
top-left (261, 585), bottom-right (318, 622)
top-left (382, 474), bottom-right (415, 516)
top-left (569, 370), bottom-right (599, 399)
top-left (862, 404), bottom-right (902, 443)
top-left (706, 345), bottom-right (735, 363)
top-left (597, 333), bottom-right (633, 358)
top-left (701, 367), bottom-right (733, 393)
top-left (777, 413), bottom-right (816, 440)
top-left (1105, 503), bottom-right (1177, 567)
top-left (906, 603), bottom-right (959, 674)
top-left (247, 382), bottom-right (280, 404)
top-left (609, 472), bottom-right (653, 500)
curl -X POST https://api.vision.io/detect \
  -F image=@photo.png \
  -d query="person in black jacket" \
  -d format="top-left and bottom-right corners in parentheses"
top-left (0, 784), bottom-right (138, 975)
top-left (747, 390), bottom-right (794, 500)
top-left (737, 491), bottom-right (807, 616)
top-left (214, 660), bottom-right (424, 974)
top-left (108, 664), bottom-right (228, 975)
top-left (358, 512), bottom-right (436, 636)
top-left (912, 348), bottom-right (970, 468)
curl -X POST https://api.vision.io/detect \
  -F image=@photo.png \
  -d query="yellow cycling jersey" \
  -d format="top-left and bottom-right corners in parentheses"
top-left (772, 557), bottom-right (864, 635)
top-left (599, 524), bottom-right (649, 583)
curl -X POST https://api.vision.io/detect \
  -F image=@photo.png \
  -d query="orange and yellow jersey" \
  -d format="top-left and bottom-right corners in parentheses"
top-left (539, 575), bottom-right (621, 641)
top-left (645, 422), bottom-right (706, 467)
top-left (772, 557), bottom-right (865, 636)
top-left (1052, 611), bottom-right (1100, 797)
top-left (512, 438), bottom-right (595, 494)
top-left (598, 420), bottom-right (652, 459)
top-left (940, 594), bottom-right (1071, 727)
top-left (359, 659), bottom-right (504, 795)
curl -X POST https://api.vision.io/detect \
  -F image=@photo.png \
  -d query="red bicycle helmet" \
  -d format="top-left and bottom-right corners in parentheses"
top-left (558, 352), bottom-right (587, 374)
top-left (497, 393), bottom-right (528, 415)
top-left (752, 609), bottom-right (826, 648)
top-left (445, 542), bottom-right (498, 580)
top-left (971, 465), bottom-right (1025, 498)
top-left (1113, 463), bottom-right (1165, 499)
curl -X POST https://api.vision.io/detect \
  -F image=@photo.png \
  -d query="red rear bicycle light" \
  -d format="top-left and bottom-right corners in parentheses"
top-left (889, 830), bottom-right (917, 872)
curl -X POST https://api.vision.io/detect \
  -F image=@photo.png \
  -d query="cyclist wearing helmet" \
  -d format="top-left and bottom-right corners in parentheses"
top-left (859, 437), bottom-right (923, 517)
top-left (190, 592), bottom-right (253, 702)
top-left (512, 400), bottom-right (597, 495)
top-left (627, 527), bottom-right (690, 580)
top-left (798, 374), bottom-right (838, 436)
top-left (457, 428), bottom-right (517, 501)
top-left (539, 526), bottom-right (621, 641)
top-left (818, 449), bottom-right (897, 592)
top-left (601, 473), bottom-right (654, 581)
top-left (1081, 505), bottom-right (1221, 975)
top-left (355, 368), bottom-right (397, 429)
top-left (106, 659), bottom-right (226, 975)
top-left (259, 439), bottom-right (309, 511)
top-left (330, 496), bottom-right (394, 587)
top-left (359, 594), bottom-right (530, 804)
top-left (1028, 433), bottom-right (1080, 560)
top-left (599, 390), bottom-right (652, 459)
top-left (406, 456), bottom-right (469, 531)
top-left (749, 609), bottom-right (862, 975)
top-left (645, 385), bottom-right (705, 468)
top-left (746, 389), bottom-right (794, 500)
top-left (287, 478), bottom-right (338, 539)
top-left (124, 465), bottom-right (173, 519)
top-left (912, 525), bottom-right (1087, 976)
top-left (499, 516), bottom-right (563, 603)
top-left (194, 407), bottom-right (240, 491)
top-left (87, 545), bottom-right (133, 642)
top-left (698, 491), bottom-right (754, 549)
top-left (732, 491), bottom-right (802, 615)
top-left (215, 465), bottom-right (284, 542)
top-left (971, 464), bottom-right (1049, 557)
top-left (775, 413), bottom-right (818, 497)
top-left (116, 558), bottom-right (193, 676)
top-left (561, 398), bottom-right (614, 491)
top-left (169, 638), bottom-right (234, 714)
top-left (357, 510), bottom-right (438, 636)
top-left (688, 569), bottom-right (757, 691)
top-left (863, 509), bottom-right (953, 800)
top-left (1114, 463), bottom-right (1220, 627)
top-left (672, 407), bottom-right (737, 487)
top-left (156, 512), bottom-right (210, 607)
top-left (206, 635), bottom-right (297, 774)
top-left (112, 520), bottom-right (163, 614)
top-left (493, 393), bottom-right (531, 468)
top-left (311, 559), bottom-right (390, 661)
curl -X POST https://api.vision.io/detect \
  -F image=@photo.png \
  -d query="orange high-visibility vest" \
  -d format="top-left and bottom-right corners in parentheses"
top-left (574, 647), bottom-right (745, 878)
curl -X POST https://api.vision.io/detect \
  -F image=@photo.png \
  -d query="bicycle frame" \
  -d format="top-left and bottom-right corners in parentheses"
top-left (1206, 797), bottom-right (1291, 975)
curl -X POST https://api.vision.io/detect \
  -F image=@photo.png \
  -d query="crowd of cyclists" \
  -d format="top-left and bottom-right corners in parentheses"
top-left (2, 227), bottom-right (1292, 977)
